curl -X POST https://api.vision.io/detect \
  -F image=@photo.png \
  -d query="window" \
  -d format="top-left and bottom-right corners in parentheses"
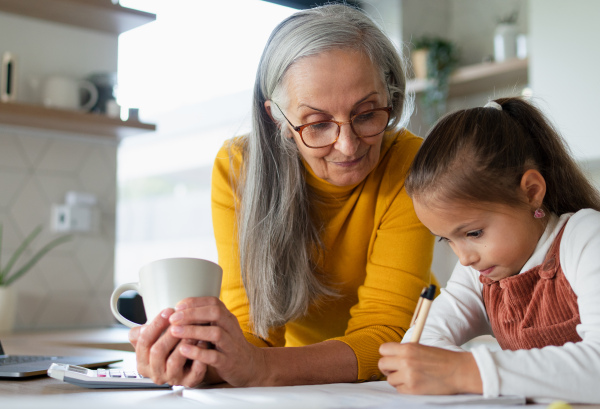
top-left (115, 0), bottom-right (295, 285)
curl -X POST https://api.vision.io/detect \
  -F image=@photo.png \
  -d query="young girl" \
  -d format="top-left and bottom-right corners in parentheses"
top-left (378, 97), bottom-right (600, 403)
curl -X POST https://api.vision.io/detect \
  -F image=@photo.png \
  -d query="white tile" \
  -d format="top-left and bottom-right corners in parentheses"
top-left (12, 285), bottom-right (50, 329)
top-left (94, 263), bottom-right (116, 293)
top-left (75, 236), bottom-right (113, 285)
top-left (9, 261), bottom-right (50, 292)
top-left (38, 255), bottom-right (90, 292)
top-left (78, 149), bottom-right (114, 199)
top-left (78, 292), bottom-right (115, 327)
top-left (35, 291), bottom-right (88, 329)
top-left (1, 128), bottom-right (118, 330)
top-left (37, 138), bottom-right (89, 173)
top-left (35, 173), bottom-right (83, 204)
top-left (9, 178), bottom-right (50, 239)
top-left (16, 133), bottom-right (50, 166)
top-left (0, 170), bottom-right (28, 208)
top-left (0, 216), bottom-right (24, 250)
top-left (100, 143), bottom-right (118, 171)
top-left (104, 187), bottom-right (117, 210)
top-left (0, 133), bottom-right (28, 170)
top-left (100, 213), bottom-right (116, 239)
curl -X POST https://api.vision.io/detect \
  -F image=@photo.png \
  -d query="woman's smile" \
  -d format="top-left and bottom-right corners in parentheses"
top-left (329, 151), bottom-right (368, 167)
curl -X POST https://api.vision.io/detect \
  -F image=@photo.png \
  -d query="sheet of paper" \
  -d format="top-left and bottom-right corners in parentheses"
top-left (182, 381), bottom-right (526, 408)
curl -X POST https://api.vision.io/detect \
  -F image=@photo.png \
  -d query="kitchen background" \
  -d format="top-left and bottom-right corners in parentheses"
top-left (0, 0), bottom-right (598, 331)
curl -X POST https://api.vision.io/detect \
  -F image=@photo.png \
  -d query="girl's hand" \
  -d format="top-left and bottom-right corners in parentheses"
top-left (128, 308), bottom-right (209, 387)
top-left (378, 343), bottom-right (483, 395)
top-left (168, 296), bottom-right (268, 387)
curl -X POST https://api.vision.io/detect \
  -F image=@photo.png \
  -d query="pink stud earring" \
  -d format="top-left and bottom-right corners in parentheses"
top-left (534, 208), bottom-right (546, 219)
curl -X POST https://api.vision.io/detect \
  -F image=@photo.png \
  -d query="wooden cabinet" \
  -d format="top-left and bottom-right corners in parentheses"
top-left (0, 0), bottom-right (156, 139)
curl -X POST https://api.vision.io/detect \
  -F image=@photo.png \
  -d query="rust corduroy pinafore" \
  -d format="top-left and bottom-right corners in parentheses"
top-left (480, 225), bottom-right (582, 350)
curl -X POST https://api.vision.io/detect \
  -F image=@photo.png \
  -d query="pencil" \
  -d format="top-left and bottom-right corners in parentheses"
top-left (409, 284), bottom-right (436, 343)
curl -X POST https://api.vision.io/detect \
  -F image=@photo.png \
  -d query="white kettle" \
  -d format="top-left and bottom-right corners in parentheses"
top-left (40, 75), bottom-right (98, 112)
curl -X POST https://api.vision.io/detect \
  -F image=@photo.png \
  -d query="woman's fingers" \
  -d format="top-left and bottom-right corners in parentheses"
top-left (170, 322), bottom-right (224, 346)
top-left (128, 326), bottom-right (140, 348)
top-left (130, 305), bottom-right (217, 387)
top-left (170, 300), bottom-right (248, 361)
top-left (167, 297), bottom-right (265, 387)
top-left (175, 333), bottom-right (262, 387)
top-left (178, 341), bottom-right (219, 365)
top-left (179, 354), bottom-right (210, 388)
top-left (135, 309), bottom-right (181, 384)
top-left (171, 297), bottom-right (242, 337)
top-left (163, 338), bottom-right (207, 387)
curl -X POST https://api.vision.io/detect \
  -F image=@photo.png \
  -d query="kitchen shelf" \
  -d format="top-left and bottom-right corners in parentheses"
top-left (407, 58), bottom-right (529, 98)
top-left (0, 102), bottom-right (156, 140)
top-left (0, 0), bottom-right (156, 34)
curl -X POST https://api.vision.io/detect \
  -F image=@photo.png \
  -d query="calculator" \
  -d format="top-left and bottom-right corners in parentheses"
top-left (47, 363), bottom-right (171, 389)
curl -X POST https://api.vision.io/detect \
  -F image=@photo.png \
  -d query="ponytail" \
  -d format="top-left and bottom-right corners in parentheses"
top-left (498, 97), bottom-right (600, 214)
top-left (406, 97), bottom-right (600, 214)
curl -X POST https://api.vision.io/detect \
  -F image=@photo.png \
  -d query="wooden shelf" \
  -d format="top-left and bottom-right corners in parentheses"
top-left (0, 102), bottom-right (156, 140)
top-left (0, 0), bottom-right (156, 34)
top-left (407, 58), bottom-right (529, 98)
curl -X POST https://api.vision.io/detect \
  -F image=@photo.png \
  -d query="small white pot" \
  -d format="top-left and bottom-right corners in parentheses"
top-left (411, 49), bottom-right (429, 79)
top-left (494, 23), bottom-right (519, 62)
top-left (0, 286), bottom-right (17, 333)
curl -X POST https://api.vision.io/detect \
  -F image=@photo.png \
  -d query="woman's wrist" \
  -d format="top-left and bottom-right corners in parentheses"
top-left (246, 345), bottom-right (273, 386)
top-left (254, 340), bottom-right (357, 387)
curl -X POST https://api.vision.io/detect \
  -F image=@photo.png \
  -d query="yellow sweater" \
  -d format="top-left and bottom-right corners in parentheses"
top-left (211, 128), bottom-right (436, 381)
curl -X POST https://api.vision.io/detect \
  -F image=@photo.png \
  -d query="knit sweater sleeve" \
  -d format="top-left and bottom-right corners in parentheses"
top-left (331, 133), bottom-right (436, 381)
top-left (210, 140), bottom-right (286, 348)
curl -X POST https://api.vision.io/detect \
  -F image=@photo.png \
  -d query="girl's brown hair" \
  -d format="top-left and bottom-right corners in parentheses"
top-left (405, 97), bottom-right (600, 214)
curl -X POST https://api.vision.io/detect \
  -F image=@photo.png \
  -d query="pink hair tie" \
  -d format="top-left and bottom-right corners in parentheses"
top-left (484, 101), bottom-right (502, 111)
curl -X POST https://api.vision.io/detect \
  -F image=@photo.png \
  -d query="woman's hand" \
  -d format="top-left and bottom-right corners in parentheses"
top-left (378, 342), bottom-right (483, 395)
top-left (168, 296), bottom-right (269, 387)
top-left (128, 308), bottom-right (210, 387)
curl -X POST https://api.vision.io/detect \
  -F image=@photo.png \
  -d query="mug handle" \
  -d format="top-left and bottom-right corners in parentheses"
top-left (110, 282), bottom-right (142, 328)
top-left (78, 80), bottom-right (98, 112)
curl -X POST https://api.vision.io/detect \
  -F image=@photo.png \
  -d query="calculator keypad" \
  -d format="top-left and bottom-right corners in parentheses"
top-left (95, 368), bottom-right (145, 379)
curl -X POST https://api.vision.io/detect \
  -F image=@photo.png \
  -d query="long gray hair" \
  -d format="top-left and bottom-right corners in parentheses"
top-left (235, 3), bottom-right (411, 338)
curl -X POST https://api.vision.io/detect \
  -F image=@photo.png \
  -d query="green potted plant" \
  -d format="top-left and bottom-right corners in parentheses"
top-left (411, 36), bottom-right (460, 126)
top-left (0, 224), bottom-right (72, 332)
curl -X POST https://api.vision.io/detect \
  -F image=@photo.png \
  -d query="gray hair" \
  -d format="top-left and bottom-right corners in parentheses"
top-left (235, 3), bottom-right (412, 338)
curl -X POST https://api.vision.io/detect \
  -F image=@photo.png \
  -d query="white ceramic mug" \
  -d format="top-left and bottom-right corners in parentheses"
top-left (110, 258), bottom-right (223, 328)
top-left (41, 75), bottom-right (98, 111)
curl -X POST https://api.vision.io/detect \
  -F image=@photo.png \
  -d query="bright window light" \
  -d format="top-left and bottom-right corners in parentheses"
top-left (114, 0), bottom-right (294, 286)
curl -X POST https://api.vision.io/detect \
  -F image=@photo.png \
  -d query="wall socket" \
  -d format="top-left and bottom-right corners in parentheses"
top-left (51, 191), bottom-right (100, 233)
top-left (51, 204), bottom-right (98, 233)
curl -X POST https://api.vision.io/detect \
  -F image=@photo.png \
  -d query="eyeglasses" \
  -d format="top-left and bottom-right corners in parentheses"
top-left (272, 102), bottom-right (392, 149)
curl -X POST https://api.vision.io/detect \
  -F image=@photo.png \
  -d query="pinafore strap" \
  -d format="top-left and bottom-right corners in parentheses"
top-left (480, 225), bottom-right (582, 350)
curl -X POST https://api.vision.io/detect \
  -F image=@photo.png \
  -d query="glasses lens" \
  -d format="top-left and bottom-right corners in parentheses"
top-left (302, 122), bottom-right (339, 148)
top-left (352, 109), bottom-right (390, 137)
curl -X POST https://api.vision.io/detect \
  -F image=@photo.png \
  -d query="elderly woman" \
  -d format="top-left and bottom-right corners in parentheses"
top-left (129, 4), bottom-right (436, 387)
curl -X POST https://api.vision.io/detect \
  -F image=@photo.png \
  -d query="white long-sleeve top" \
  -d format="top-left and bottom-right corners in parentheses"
top-left (402, 209), bottom-right (600, 403)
